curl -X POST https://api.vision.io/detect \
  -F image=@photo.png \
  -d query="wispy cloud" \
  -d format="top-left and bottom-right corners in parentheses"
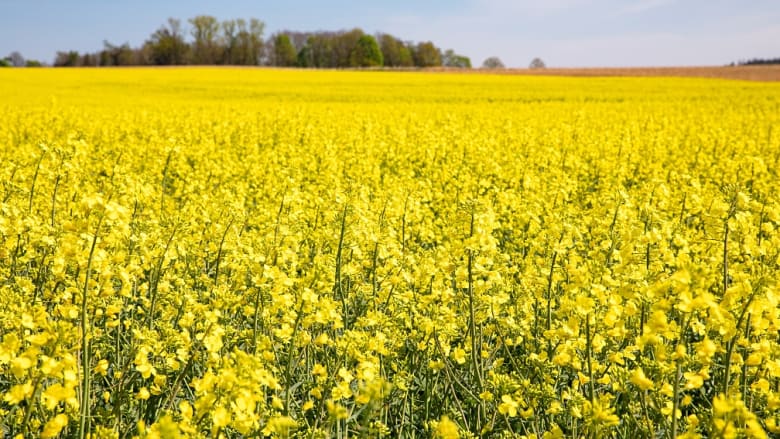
top-left (471, 0), bottom-right (595, 17)
top-left (614, 0), bottom-right (677, 17)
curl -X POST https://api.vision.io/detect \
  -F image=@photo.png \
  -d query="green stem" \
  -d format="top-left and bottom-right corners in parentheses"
top-left (724, 293), bottom-right (757, 394)
top-left (28, 148), bottom-right (45, 214)
top-left (147, 224), bottom-right (178, 329)
top-left (51, 172), bottom-right (61, 227)
top-left (213, 217), bottom-right (234, 288)
top-left (21, 375), bottom-right (43, 436)
top-left (334, 204), bottom-right (349, 330)
top-left (466, 210), bottom-right (485, 432)
top-left (79, 215), bottom-right (104, 439)
top-left (585, 316), bottom-right (594, 404)
top-left (672, 361), bottom-right (681, 439)
top-left (546, 251), bottom-right (557, 358)
top-left (284, 303), bottom-right (305, 415)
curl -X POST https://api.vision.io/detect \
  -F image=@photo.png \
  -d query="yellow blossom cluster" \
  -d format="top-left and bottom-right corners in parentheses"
top-left (0, 68), bottom-right (779, 437)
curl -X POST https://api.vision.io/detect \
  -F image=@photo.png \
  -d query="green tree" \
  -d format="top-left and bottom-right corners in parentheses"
top-left (378, 34), bottom-right (413, 67)
top-left (54, 51), bottom-right (82, 67)
top-left (236, 18), bottom-right (265, 65)
top-left (412, 41), bottom-right (442, 67)
top-left (100, 41), bottom-right (135, 66)
top-left (221, 19), bottom-right (238, 64)
top-left (222, 18), bottom-right (264, 65)
top-left (271, 33), bottom-right (298, 67)
top-left (189, 15), bottom-right (221, 64)
top-left (333, 29), bottom-right (363, 67)
top-left (83, 53), bottom-right (97, 66)
top-left (299, 33), bottom-right (337, 68)
top-left (442, 49), bottom-right (471, 68)
top-left (147, 18), bottom-right (189, 65)
top-left (296, 45), bottom-right (312, 67)
top-left (350, 35), bottom-right (383, 67)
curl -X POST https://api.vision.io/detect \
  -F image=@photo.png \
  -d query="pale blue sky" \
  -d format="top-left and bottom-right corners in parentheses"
top-left (1, 0), bottom-right (778, 67)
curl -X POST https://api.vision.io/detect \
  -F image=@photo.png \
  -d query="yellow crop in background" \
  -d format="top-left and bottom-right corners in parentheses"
top-left (1, 68), bottom-right (779, 438)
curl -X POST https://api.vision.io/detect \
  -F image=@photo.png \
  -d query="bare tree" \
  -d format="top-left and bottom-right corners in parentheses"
top-left (529, 57), bottom-right (546, 69)
top-left (9, 51), bottom-right (25, 67)
top-left (482, 56), bottom-right (504, 69)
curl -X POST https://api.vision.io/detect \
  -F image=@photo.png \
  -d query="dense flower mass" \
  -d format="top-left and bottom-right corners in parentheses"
top-left (0, 68), bottom-right (779, 438)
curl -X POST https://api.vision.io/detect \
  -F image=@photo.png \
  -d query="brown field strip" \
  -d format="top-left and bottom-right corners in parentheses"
top-left (428, 65), bottom-right (780, 81)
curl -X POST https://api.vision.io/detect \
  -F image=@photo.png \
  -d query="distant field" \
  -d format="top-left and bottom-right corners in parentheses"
top-left (434, 64), bottom-right (780, 81)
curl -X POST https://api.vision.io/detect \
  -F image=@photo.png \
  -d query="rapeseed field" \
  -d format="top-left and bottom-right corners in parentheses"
top-left (1, 68), bottom-right (779, 438)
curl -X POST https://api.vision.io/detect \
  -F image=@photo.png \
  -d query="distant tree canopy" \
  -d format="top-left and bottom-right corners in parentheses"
top-left (378, 34), bottom-right (414, 67)
top-left (147, 18), bottom-right (190, 65)
top-left (735, 57), bottom-right (780, 66)
top-left (482, 56), bottom-right (505, 69)
top-left (2, 51), bottom-right (42, 67)
top-left (270, 33), bottom-right (297, 67)
top-left (442, 49), bottom-right (471, 68)
top-left (529, 57), bottom-right (546, 69)
top-left (412, 42), bottom-right (442, 67)
top-left (8, 51), bottom-right (25, 67)
top-left (50, 15), bottom-right (463, 69)
top-left (351, 35), bottom-right (383, 67)
top-left (189, 15), bottom-right (221, 65)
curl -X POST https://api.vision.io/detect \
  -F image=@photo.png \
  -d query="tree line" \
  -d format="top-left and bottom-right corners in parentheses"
top-left (46, 15), bottom-right (472, 69)
top-left (733, 57), bottom-right (780, 66)
top-left (1, 51), bottom-right (43, 67)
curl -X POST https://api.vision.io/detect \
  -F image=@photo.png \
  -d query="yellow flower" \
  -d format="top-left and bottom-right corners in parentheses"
top-left (326, 399), bottom-right (349, 420)
top-left (589, 400), bottom-right (620, 428)
top-left (712, 394), bottom-right (733, 416)
top-left (3, 381), bottom-right (33, 405)
top-left (94, 359), bottom-right (109, 376)
top-left (212, 406), bottom-right (230, 428)
top-left (136, 363), bottom-right (156, 379)
top-left (695, 338), bottom-right (718, 364)
top-left (136, 387), bottom-right (151, 400)
top-left (434, 415), bottom-right (460, 439)
top-left (9, 356), bottom-right (33, 379)
top-left (27, 332), bottom-right (51, 346)
top-left (312, 363), bottom-right (327, 382)
top-left (479, 391), bottom-right (494, 402)
top-left (262, 416), bottom-right (298, 437)
top-left (629, 368), bottom-right (654, 391)
top-left (41, 414), bottom-right (69, 439)
top-left (428, 360), bottom-right (445, 371)
top-left (498, 394), bottom-right (518, 417)
top-left (452, 347), bottom-right (467, 365)
top-left (683, 372), bottom-right (704, 390)
top-left (42, 383), bottom-right (77, 410)
top-left (332, 379), bottom-right (353, 400)
top-left (546, 401), bottom-right (563, 415)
